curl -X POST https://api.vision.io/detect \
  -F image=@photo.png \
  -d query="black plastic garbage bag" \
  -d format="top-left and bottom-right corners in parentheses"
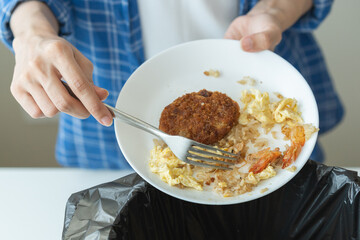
top-left (62, 161), bottom-right (360, 240)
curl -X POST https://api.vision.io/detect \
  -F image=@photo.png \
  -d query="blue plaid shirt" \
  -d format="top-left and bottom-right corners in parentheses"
top-left (1, 0), bottom-right (344, 169)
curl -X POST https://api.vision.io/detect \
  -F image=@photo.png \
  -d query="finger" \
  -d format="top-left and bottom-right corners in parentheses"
top-left (94, 86), bottom-right (109, 101)
top-left (224, 17), bottom-right (244, 40)
top-left (14, 90), bottom-right (44, 119)
top-left (224, 25), bottom-right (243, 40)
top-left (61, 79), bottom-right (108, 102)
top-left (72, 46), bottom-right (94, 81)
top-left (62, 78), bottom-right (108, 102)
top-left (54, 47), bottom-right (113, 126)
top-left (28, 82), bottom-right (59, 118)
top-left (241, 30), bottom-right (281, 52)
top-left (11, 70), bottom-right (44, 118)
top-left (72, 47), bottom-right (109, 101)
top-left (41, 70), bottom-right (91, 119)
top-left (30, 62), bottom-right (91, 119)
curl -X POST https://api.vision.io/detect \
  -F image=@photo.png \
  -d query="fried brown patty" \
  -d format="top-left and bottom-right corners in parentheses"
top-left (159, 89), bottom-right (240, 145)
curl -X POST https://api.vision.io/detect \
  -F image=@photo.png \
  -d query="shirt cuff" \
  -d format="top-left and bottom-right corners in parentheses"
top-left (289, 0), bottom-right (334, 32)
top-left (0, 0), bottom-right (72, 51)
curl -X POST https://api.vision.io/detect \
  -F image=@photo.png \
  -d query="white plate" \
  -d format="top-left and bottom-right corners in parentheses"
top-left (114, 39), bottom-right (319, 205)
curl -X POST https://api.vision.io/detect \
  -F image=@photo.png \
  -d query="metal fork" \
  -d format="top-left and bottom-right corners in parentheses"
top-left (105, 104), bottom-right (238, 170)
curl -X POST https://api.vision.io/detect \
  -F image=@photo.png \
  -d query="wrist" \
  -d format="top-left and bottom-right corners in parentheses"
top-left (10, 1), bottom-right (59, 39)
top-left (12, 31), bottom-right (58, 55)
top-left (249, 0), bottom-right (313, 31)
top-left (14, 25), bottom-right (58, 40)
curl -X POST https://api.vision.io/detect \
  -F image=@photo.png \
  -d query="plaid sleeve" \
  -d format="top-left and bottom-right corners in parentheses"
top-left (0, 0), bottom-right (72, 51)
top-left (289, 0), bottom-right (334, 32)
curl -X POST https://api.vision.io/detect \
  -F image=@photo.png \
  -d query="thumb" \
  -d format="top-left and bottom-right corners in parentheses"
top-left (241, 30), bottom-right (281, 52)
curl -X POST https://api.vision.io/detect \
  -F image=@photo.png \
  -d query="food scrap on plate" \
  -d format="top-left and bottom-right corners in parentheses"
top-left (149, 78), bottom-right (318, 197)
top-left (203, 69), bottom-right (220, 77)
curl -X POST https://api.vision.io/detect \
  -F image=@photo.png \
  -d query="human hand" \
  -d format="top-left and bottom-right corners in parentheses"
top-left (224, 11), bottom-right (282, 52)
top-left (224, 0), bottom-right (312, 52)
top-left (11, 33), bottom-right (113, 126)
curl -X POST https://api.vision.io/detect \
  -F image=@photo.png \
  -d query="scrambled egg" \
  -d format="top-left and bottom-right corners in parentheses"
top-left (149, 145), bottom-right (203, 190)
top-left (239, 89), bottom-right (303, 127)
top-left (240, 89), bottom-right (273, 126)
top-left (245, 165), bottom-right (277, 185)
top-left (272, 98), bottom-right (303, 126)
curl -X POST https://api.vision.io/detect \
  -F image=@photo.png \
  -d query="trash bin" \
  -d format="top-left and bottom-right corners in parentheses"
top-left (62, 160), bottom-right (360, 240)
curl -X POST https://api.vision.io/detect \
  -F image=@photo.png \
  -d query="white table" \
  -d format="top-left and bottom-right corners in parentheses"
top-left (0, 168), bottom-right (133, 240)
top-left (0, 167), bottom-right (358, 240)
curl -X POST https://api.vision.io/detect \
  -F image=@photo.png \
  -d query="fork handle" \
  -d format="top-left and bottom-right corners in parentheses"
top-left (104, 103), bottom-right (166, 138)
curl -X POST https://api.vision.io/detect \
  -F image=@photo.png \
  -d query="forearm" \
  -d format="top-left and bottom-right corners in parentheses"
top-left (10, 1), bottom-right (59, 38)
top-left (249, 0), bottom-right (313, 31)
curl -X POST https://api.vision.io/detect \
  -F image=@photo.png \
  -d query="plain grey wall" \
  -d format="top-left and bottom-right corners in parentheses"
top-left (314, 0), bottom-right (360, 167)
top-left (0, 44), bottom-right (59, 167)
top-left (0, 1), bottom-right (359, 167)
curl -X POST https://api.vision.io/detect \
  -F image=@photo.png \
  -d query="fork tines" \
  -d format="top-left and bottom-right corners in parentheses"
top-left (185, 158), bottom-right (234, 170)
top-left (186, 143), bottom-right (239, 170)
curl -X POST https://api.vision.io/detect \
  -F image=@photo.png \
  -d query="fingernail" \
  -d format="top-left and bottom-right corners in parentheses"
top-left (101, 116), bottom-right (112, 126)
top-left (242, 38), bottom-right (253, 51)
top-left (102, 88), bottom-right (109, 96)
top-left (101, 90), bottom-right (109, 101)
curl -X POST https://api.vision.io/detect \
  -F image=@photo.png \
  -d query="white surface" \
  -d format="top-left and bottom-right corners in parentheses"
top-left (0, 168), bottom-right (133, 240)
top-left (114, 39), bottom-right (319, 205)
top-left (138, 0), bottom-right (237, 59)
